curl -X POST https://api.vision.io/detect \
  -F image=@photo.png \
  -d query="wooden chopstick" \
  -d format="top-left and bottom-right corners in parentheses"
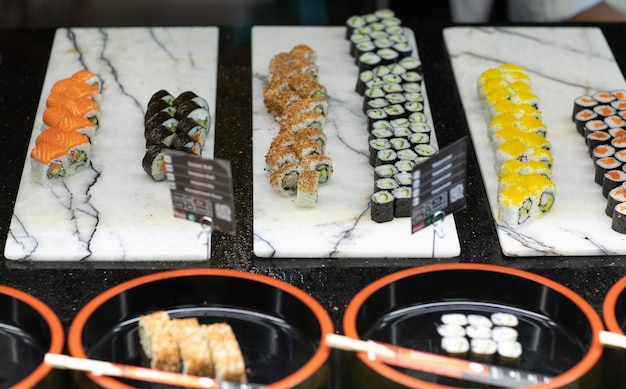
top-left (326, 333), bottom-right (552, 388)
top-left (44, 353), bottom-right (263, 389)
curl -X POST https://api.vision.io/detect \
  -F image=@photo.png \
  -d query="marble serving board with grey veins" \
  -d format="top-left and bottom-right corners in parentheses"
top-left (251, 26), bottom-right (461, 258)
top-left (444, 26), bottom-right (626, 256)
top-left (5, 27), bottom-right (218, 261)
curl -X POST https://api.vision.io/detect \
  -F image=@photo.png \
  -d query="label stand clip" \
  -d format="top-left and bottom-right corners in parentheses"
top-left (200, 216), bottom-right (213, 261)
top-left (431, 210), bottom-right (446, 258)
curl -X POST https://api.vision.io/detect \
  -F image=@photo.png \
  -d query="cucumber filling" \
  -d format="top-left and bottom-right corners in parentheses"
top-left (518, 198), bottom-right (533, 224)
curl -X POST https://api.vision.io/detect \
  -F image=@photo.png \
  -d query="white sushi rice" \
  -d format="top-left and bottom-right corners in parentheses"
top-left (466, 325), bottom-right (492, 339)
top-left (467, 314), bottom-right (493, 328)
top-left (440, 313), bottom-right (468, 326)
top-left (491, 312), bottom-right (519, 327)
top-left (491, 326), bottom-right (519, 342)
top-left (437, 323), bottom-right (466, 338)
top-left (441, 336), bottom-right (470, 355)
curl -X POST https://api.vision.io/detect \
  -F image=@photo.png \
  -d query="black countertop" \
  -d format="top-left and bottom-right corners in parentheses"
top-left (1, 18), bottom-right (626, 378)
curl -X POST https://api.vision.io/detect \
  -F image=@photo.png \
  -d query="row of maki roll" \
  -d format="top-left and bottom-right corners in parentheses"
top-left (142, 90), bottom-right (211, 181)
top-left (345, 9), bottom-right (438, 223)
top-left (478, 63), bottom-right (556, 228)
top-left (345, 9), bottom-right (418, 74)
top-left (438, 312), bottom-right (522, 367)
top-left (30, 69), bottom-right (103, 186)
top-left (571, 90), bottom-right (626, 233)
top-left (262, 44), bottom-right (333, 208)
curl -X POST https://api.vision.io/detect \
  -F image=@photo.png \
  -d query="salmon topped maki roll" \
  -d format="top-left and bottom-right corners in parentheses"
top-left (30, 129), bottom-right (91, 186)
top-left (53, 114), bottom-right (98, 139)
top-left (50, 79), bottom-right (100, 103)
top-left (43, 99), bottom-right (100, 130)
top-left (71, 69), bottom-right (103, 92)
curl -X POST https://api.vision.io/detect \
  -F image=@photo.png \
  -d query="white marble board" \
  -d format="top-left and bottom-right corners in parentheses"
top-left (5, 27), bottom-right (218, 261)
top-left (252, 26), bottom-right (461, 258)
top-left (444, 26), bottom-right (626, 256)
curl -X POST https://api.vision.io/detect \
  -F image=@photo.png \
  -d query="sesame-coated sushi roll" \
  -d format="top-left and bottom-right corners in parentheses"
top-left (281, 97), bottom-right (328, 120)
top-left (299, 154), bottom-right (333, 184)
top-left (265, 145), bottom-right (298, 173)
top-left (296, 126), bottom-right (327, 153)
top-left (269, 162), bottom-right (302, 197)
top-left (296, 170), bottom-right (319, 208)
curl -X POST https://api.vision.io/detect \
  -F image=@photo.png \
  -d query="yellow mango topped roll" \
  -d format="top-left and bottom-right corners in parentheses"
top-left (477, 62), bottom-right (556, 228)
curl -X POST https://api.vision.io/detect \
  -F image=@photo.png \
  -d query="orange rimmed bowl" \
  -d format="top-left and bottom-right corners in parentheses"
top-left (0, 284), bottom-right (65, 388)
top-left (68, 268), bottom-right (334, 389)
top-left (602, 275), bottom-right (626, 388)
top-left (342, 263), bottom-right (604, 389)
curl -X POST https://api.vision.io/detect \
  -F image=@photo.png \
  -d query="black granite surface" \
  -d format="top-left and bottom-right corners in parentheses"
top-left (1, 14), bottom-right (626, 388)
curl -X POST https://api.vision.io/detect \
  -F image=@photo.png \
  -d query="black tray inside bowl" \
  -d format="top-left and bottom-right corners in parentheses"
top-left (348, 266), bottom-right (599, 388)
top-left (73, 272), bottom-right (328, 388)
top-left (0, 322), bottom-right (49, 387)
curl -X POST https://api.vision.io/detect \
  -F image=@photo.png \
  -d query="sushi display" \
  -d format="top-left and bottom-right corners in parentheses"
top-left (572, 90), bottom-right (626, 233)
top-left (29, 69), bottom-right (103, 186)
top-left (437, 312), bottom-right (522, 366)
top-left (477, 64), bottom-right (556, 228)
top-left (142, 90), bottom-right (211, 181)
top-left (262, 44), bottom-right (333, 208)
top-left (138, 310), bottom-right (247, 383)
top-left (345, 9), bottom-right (439, 223)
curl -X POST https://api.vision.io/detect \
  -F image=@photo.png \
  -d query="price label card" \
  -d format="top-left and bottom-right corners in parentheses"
top-left (411, 136), bottom-right (468, 234)
top-left (163, 150), bottom-right (236, 234)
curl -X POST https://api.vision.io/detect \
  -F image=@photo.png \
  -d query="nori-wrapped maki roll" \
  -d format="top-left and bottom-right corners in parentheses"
top-left (145, 125), bottom-right (176, 148)
top-left (146, 98), bottom-right (175, 120)
top-left (147, 89), bottom-right (174, 109)
top-left (178, 117), bottom-right (209, 145)
top-left (145, 111), bottom-right (179, 131)
top-left (612, 202), bottom-right (626, 234)
top-left (371, 190), bottom-right (395, 223)
top-left (174, 91), bottom-right (209, 110)
top-left (170, 133), bottom-right (202, 156)
top-left (142, 145), bottom-right (167, 181)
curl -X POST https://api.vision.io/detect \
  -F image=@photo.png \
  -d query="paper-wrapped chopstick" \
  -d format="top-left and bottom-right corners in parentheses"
top-left (45, 353), bottom-right (263, 389)
top-left (326, 333), bottom-right (552, 388)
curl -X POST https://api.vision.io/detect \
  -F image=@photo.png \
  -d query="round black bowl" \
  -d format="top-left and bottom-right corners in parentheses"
top-left (68, 268), bottom-right (334, 389)
top-left (342, 263), bottom-right (604, 389)
top-left (0, 284), bottom-right (65, 388)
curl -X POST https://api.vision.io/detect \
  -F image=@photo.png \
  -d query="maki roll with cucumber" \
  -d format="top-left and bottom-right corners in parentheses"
top-left (142, 89), bottom-right (211, 181)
